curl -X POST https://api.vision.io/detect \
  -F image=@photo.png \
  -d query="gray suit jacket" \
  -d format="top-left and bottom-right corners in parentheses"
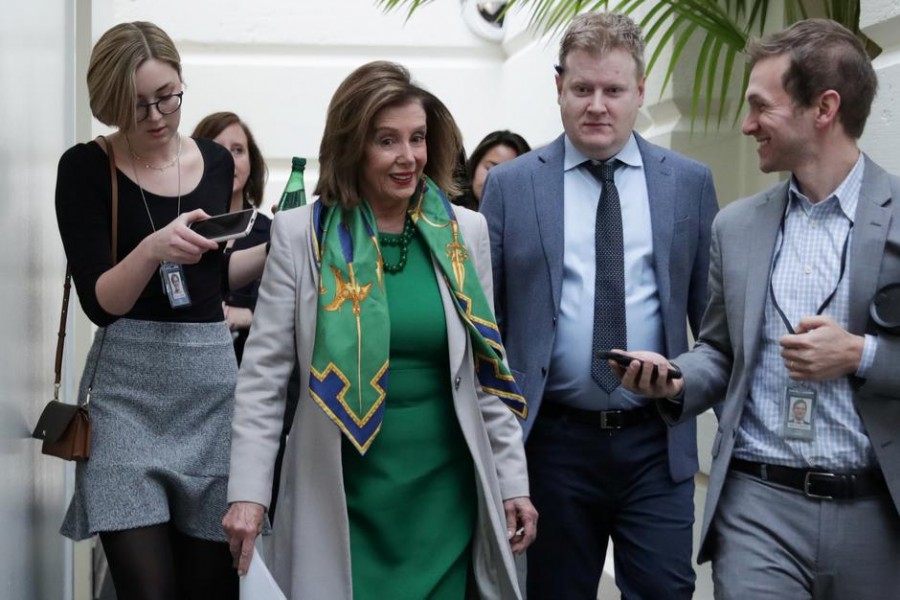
top-left (480, 133), bottom-right (719, 482)
top-left (665, 155), bottom-right (900, 563)
top-left (228, 204), bottom-right (528, 599)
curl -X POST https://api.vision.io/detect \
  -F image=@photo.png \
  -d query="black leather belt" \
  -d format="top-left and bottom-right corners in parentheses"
top-left (539, 403), bottom-right (658, 429)
top-left (731, 459), bottom-right (888, 500)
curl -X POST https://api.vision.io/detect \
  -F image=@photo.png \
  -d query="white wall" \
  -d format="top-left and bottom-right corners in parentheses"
top-left (1, 2), bottom-right (79, 599)
top-left (862, 0), bottom-right (900, 173)
top-left (96, 0), bottom-right (546, 207)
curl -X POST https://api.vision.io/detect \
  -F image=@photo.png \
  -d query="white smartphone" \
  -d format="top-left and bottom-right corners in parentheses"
top-left (189, 208), bottom-right (257, 243)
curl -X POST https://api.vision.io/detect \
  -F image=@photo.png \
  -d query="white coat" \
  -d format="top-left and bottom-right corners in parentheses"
top-left (227, 203), bottom-right (529, 599)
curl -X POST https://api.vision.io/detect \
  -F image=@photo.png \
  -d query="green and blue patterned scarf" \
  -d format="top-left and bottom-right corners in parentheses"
top-left (309, 177), bottom-right (526, 454)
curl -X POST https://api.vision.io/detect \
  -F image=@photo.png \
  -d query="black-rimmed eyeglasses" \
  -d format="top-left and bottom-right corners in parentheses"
top-left (136, 91), bottom-right (184, 122)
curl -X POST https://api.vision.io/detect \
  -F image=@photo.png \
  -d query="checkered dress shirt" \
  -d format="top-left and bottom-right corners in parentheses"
top-left (734, 155), bottom-right (878, 470)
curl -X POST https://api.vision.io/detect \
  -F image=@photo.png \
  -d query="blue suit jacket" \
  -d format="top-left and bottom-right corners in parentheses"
top-left (480, 133), bottom-right (719, 482)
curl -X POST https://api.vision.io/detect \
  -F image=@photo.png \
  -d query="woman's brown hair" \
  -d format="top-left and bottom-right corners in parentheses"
top-left (192, 112), bottom-right (268, 207)
top-left (314, 61), bottom-right (463, 208)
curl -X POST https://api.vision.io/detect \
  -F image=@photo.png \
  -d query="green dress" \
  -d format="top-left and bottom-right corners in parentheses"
top-left (342, 229), bottom-right (477, 599)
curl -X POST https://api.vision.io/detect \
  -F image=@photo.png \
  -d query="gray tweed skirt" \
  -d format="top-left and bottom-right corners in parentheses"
top-left (61, 318), bottom-right (237, 542)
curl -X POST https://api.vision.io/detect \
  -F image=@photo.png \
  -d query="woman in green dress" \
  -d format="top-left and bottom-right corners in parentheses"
top-left (223, 61), bottom-right (537, 599)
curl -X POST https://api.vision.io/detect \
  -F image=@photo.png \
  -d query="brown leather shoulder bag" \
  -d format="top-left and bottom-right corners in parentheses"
top-left (33, 136), bottom-right (119, 461)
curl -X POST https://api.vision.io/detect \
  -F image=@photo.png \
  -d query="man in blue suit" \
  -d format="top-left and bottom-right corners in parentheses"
top-left (480, 11), bottom-right (718, 599)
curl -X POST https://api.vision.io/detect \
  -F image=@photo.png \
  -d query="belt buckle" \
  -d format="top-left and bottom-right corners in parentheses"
top-left (803, 471), bottom-right (838, 500)
top-left (600, 411), bottom-right (622, 430)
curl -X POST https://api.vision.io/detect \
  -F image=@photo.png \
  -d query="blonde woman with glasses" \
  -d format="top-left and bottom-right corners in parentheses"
top-left (54, 21), bottom-right (266, 600)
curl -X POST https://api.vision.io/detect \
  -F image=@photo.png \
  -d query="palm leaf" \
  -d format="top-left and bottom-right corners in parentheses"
top-left (654, 17), bottom-right (699, 101)
top-left (376, 0), bottom-right (878, 129)
top-left (615, 0), bottom-right (750, 129)
top-left (375, 0), bottom-right (436, 20)
top-left (641, 5), bottom-right (684, 77)
top-left (716, 44), bottom-right (738, 128)
top-left (703, 37), bottom-right (725, 130)
top-left (691, 32), bottom-right (714, 133)
top-left (526, 1), bottom-right (608, 38)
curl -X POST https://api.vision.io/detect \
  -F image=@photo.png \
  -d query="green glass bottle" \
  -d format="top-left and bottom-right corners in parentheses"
top-left (277, 157), bottom-right (307, 211)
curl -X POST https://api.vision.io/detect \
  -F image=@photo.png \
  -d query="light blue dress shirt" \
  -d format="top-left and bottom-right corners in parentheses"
top-left (545, 134), bottom-right (664, 410)
top-left (734, 154), bottom-right (879, 470)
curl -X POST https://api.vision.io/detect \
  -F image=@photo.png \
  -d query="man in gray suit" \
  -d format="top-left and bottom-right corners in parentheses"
top-left (618, 19), bottom-right (900, 599)
top-left (480, 12), bottom-right (718, 599)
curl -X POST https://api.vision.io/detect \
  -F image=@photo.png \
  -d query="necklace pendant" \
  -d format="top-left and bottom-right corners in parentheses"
top-left (379, 215), bottom-right (416, 274)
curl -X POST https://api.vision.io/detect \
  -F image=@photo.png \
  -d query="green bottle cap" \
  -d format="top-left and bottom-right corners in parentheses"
top-left (292, 157), bottom-right (306, 169)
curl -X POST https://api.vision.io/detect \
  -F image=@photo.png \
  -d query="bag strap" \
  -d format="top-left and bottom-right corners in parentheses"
top-left (52, 268), bottom-right (72, 401)
top-left (98, 135), bottom-right (119, 264)
top-left (54, 136), bottom-right (119, 404)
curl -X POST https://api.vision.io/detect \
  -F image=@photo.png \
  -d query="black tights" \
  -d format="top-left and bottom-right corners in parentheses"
top-left (100, 523), bottom-right (238, 600)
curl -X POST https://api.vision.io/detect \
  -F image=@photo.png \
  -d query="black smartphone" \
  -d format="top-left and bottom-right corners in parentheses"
top-left (596, 350), bottom-right (682, 381)
top-left (189, 208), bottom-right (257, 243)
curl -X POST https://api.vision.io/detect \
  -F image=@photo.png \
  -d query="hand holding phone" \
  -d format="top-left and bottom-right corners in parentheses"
top-left (597, 350), bottom-right (682, 381)
top-left (189, 208), bottom-right (258, 243)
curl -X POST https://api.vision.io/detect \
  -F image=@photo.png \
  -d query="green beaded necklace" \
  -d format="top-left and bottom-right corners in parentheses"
top-left (378, 215), bottom-right (416, 274)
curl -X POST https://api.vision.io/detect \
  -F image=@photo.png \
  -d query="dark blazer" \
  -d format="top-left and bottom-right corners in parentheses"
top-left (664, 155), bottom-right (900, 562)
top-left (480, 133), bottom-right (719, 482)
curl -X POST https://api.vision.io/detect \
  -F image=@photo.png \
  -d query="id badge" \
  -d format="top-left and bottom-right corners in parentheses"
top-left (782, 385), bottom-right (815, 441)
top-left (159, 262), bottom-right (192, 309)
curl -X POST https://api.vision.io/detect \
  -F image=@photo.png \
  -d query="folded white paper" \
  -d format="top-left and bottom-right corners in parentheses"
top-left (240, 547), bottom-right (287, 600)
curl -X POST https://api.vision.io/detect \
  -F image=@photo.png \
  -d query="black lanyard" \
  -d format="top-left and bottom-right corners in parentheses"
top-left (768, 205), bottom-right (853, 335)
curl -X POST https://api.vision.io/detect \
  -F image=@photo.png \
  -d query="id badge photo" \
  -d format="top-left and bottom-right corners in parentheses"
top-left (782, 385), bottom-right (816, 441)
top-left (160, 262), bottom-right (192, 309)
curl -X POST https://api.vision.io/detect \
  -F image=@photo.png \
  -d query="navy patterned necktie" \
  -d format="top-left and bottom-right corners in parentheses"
top-left (585, 160), bottom-right (626, 392)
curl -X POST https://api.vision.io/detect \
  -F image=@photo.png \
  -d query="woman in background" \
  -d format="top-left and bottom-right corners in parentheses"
top-left (454, 130), bottom-right (530, 210)
top-left (223, 61), bottom-right (537, 599)
top-left (193, 112), bottom-right (271, 362)
top-left (55, 22), bottom-right (266, 599)
top-left (194, 112), bottom-right (299, 521)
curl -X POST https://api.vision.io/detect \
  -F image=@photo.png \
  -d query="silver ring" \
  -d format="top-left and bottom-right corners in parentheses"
top-left (789, 360), bottom-right (794, 370)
